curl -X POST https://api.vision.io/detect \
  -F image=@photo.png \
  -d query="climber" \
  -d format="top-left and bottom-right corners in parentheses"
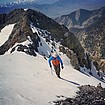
top-left (48, 52), bottom-right (64, 78)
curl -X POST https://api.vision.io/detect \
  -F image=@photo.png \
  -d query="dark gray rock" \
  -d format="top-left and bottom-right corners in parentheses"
top-left (54, 84), bottom-right (105, 105)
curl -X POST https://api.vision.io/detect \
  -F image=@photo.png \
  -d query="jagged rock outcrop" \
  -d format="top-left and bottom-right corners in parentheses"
top-left (54, 84), bottom-right (105, 105)
top-left (59, 46), bottom-right (79, 70)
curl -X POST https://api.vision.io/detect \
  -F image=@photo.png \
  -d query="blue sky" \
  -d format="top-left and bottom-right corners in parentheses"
top-left (0, 0), bottom-right (59, 4)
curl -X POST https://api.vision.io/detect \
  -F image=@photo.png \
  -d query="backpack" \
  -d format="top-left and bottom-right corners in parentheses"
top-left (52, 58), bottom-right (60, 66)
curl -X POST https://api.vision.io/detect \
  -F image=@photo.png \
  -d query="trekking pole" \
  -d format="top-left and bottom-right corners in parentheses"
top-left (51, 68), bottom-right (53, 75)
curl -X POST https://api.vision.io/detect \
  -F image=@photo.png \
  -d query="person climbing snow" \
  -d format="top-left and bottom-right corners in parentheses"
top-left (48, 52), bottom-right (64, 78)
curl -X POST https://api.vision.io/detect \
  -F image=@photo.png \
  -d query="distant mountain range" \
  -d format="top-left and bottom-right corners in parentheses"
top-left (0, 0), bottom-right (105, 18)
top-left (55, 7), bottom-right (105, 30)
top-left (55, 9), bottom-right (93, 29)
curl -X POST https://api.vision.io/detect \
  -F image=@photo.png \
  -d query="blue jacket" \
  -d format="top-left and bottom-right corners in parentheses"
top-left (48, 55), bottom-right (63, 67)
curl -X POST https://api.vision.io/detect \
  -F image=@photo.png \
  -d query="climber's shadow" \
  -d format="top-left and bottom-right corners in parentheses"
top-left (60, 77), bottom-right (80, 86)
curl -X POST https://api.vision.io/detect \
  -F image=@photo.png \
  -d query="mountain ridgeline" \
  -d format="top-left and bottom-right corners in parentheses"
top-left (55, 7), bottom-right (105, 30)
top-left (55, 7), bottom-right (105, 73)
top-left (0, 8), bottom-right (93, 70)
top-left (55, 9), bottom-right (93, 29)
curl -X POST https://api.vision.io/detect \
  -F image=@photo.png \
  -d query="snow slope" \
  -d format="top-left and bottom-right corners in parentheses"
top-left (0, 51), bottom-right (105, 105)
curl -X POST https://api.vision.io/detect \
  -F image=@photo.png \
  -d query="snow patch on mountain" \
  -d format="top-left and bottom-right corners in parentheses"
top-left (0, 24), bottom-right (15, 46)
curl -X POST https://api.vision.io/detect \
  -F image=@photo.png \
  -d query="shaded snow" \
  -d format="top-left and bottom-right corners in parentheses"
top-left (0, 24), bottom-right (15, 46)
top-left (38, 36), bottom-right (52, 57)
top-left (30, 23), bottom-right (39, 34)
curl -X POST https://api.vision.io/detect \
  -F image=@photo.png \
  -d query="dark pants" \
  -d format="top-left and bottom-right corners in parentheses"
top-left (53, 64), bottom-right (60, 77)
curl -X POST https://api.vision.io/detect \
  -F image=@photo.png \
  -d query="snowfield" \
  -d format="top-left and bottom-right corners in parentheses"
top-left (0, 51), bottom-right (105, 105)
